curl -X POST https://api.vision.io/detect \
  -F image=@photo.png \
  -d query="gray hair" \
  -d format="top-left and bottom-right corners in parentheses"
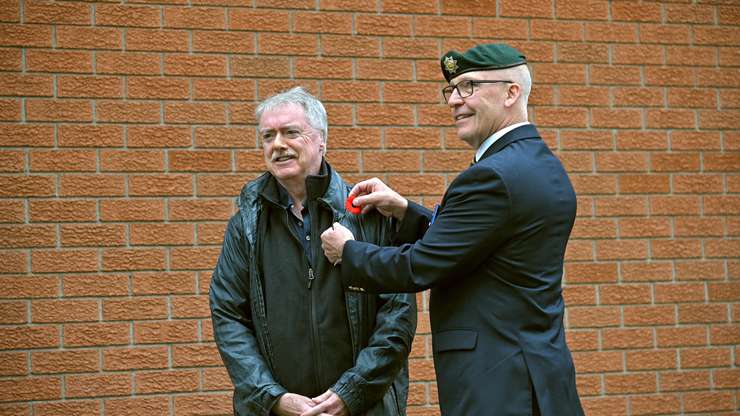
top-left (500, 65), bottom-right (532, 107)
top-left (255, 87), bottom-right (328, 144)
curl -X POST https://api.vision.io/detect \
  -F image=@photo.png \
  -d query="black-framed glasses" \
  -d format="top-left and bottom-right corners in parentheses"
top-left (442, 79), bottom-right (513, 102)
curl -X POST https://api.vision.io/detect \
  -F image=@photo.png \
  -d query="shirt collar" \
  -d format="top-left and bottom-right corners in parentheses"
top-left (474, 121), bottom-right (530, 163)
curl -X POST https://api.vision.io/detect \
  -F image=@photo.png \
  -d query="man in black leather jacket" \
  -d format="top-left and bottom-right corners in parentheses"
top-left (209, 87), bottom-right (417, 416)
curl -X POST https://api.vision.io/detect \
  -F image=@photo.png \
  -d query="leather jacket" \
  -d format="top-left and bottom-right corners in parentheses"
top-left (209, 165), bottom-right (417, 415)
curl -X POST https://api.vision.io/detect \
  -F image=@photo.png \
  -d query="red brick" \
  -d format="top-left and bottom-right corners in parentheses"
top-left (34, 400), bottom-right (101, 415)
top-left (164, 6), bottom-right (224, 29)
top-left (0, 74), bottom-right (52, 97)
top-left (197, 223), bottom-right (227, 245)
top-left (97, 52), bottom-right (161, 75)
top-left (711, 324), bottom-right (740, 345)
top-left (684, 391), bottom-right (735, 413)
top-left (104, 346), bottom-right (169, 371)
top-left (127, 76), bottom-right (189, 100)
top-left (0, 251), bottom-right (28, 273)
top-left (564, 262), bottom-right (617, 284)
top-left (0, 352), bottom-right (27, 376)
top-left (321, 35), bottom-right (381, 58)
top-left (60, 175), bottom-right (125, 197)
top-left (680, 303), bottom-right (729, 325)
top-left (630, 394), bottom-right (681, 415)
top-left (605, 372), bottom-right (657, 394)
top-left (676, 260), bottom-right (725, 281)
top-left (569, 306), bottom-right (620, 328)
top-left (26, 50), bottom-right (92, 73)
top-left (96, 101), bottom-right (160, 123)
top-left (387, 174), bottom-right (446, 196)
top-left (0, 325), bottom-right (58, 350)
top-left (0, 275), bottom-right (59, 298)
top-left (228, 9), bottom-right (289, 31)
top-left (193, 79), bottom-right (254, 101)
top-left (258, 33), bottom-right (317, 56)
top-left (651, 238), bottom-right (702, 259)
top-left (128, 126), bottom-right (191, 148)
top-left (599, 284), bottom-right (651, 305)
top-left (197, 174), bottom-right (254, 196)
top-left (128, 175), bottom-right (193, 197)
top-left (603, 328), bottom-right (654, 349)
top-left (63, 274), bottom-right (129, 297)
top-left (705, 196), bottom-right (740, 215)
top-left (32, 249), bottom-right (98, 273)
top-left (164, 102), bottom-right (226, 124)
top-left (596, 239), bottom-right (648, 260)
top-left (581, 396), bottom-right (627, 416)
top-left (172, 344), bottom-right (221, 367)
top-left (30, 150), bottom-right (96, 172)
top-left (100, 150), bottom-right (164, 172)
top-left (0, 48), bottom-right (21, 71)
top-left (626, 350), bottom-right (677, 371)
top-left (28, 199), bottom-right (94, 223)
top-left (0, 377), bottom-right (61, 402)
top-left (193, 30), bottom-right (253, 53)
top-left (203, 367), bottom-right (231, 391)
top-left (624, 305), bottom-right (676, 326)
top-left (173, 394), bottom-right (232, 416)
top-left (56, 26), bottom-right (121, 50)
top-left (126, 28), bottom-right (188, 52)
top-left (58, 124), bottom-right (124, 147)
top-left (135, 370), bottom-right (199, 394)
top-left (0, 225), bottom-right (55, 248)
top-left (104, 397), bottom-right (170, 416)
top-left (662, 373), bottom-right (711, 398)
top-left (135, 320), bottom-right (199, 344)
top-left (130, 223), bottom-right (193, 246)
top-left (132, 272), bottom-right (197, 295)
top-left (0, 301), bottom-right (26, 324)
top-left (170, 247), bottom-right (220, 270)
top-left (104, 297), bottom-right (168, 321)
top-left (169, 199), bottom-right (233, 221)
top-left (655, 283), bottom-right (706, 303)
top-left (26, 99), bottom-right (92, 122)
top-left (169, 150), bottom-right (231, 172)
top-left (672, 175), bottom-right (724, 194)
top-left (66, 374), bottom-right (131, 398)
top-left (194, 127), bottom-right (250, 148)
top-left (0, 200), bottom-right (24, 223)
top-left (0, 98), bottom-right (20, 120)
top-left (32, 299), bottom-right (99, 323)
top-left (31, 350), bottom-right (99, 374)
top-left (63, 322), bottom-right (130, 347)
top-left (612, 87), bottom-right (664, 108)
top-left (572, 351), bottom-right (623, 373)
top-left (0, 24), bottom-right (51, 47)
top-left (681, 347), bottom-right (732, 369)
top-left (95, 4), bottom-right (160, 27)
top-left (293, 11), bottom-right (352, 34)
top-left (171, 295), bottom-right (209, 319)
top-left (102, 248), bottom-right (166, 271)
top-left (0, 0), bottom-right (19, 22)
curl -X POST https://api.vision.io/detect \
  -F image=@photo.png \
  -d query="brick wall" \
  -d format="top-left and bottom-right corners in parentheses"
top-left (1, 0), bottom-right (738, 415)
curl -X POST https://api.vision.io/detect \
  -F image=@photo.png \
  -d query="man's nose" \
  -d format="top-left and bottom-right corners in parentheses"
top-left (447, 88), bottom-right (463, 107)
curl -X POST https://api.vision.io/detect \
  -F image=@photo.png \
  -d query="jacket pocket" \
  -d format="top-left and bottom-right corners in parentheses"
top-left (433, 329), bottom-right (478, 353)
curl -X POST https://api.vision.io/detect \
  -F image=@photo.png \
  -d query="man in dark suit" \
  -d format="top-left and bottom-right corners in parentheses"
top-left (321, 44), bottom-right (584, 416)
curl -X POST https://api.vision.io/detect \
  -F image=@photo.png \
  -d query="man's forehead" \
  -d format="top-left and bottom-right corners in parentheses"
top-left (449, 69), bottom-right (499, 85)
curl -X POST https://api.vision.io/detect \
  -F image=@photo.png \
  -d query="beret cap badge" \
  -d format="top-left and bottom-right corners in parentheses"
top-left (443, 56), bottom-right (459, 75)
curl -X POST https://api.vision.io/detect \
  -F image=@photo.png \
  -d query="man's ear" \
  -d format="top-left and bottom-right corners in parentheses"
top-left (504, 83), bottom-right (521, 108)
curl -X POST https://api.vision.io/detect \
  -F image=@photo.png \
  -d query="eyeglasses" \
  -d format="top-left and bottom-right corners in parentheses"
top-left (442, 79), bottom-right (513, 102)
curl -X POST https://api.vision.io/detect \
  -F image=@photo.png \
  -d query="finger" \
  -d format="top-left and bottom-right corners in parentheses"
top-left (300, 402), bottom-right (328, 416)
top-left (311, 390), bottom-right (332, 403)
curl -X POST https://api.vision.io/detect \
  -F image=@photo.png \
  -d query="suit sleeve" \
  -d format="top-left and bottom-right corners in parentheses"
top-left (341, 166), bottom-right (512, 293)
top-left (209, 214), bottom-right (287, 415)
top-left (391, 200), bottom-right (433, 245)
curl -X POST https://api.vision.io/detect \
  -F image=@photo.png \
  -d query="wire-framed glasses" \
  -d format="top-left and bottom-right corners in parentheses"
top-left (442, 79), bottom-right (513, 102)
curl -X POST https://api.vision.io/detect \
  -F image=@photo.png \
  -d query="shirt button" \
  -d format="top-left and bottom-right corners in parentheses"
top-left (298, 222), bottom-right (303, 227)
top-left (305, 235), bottom-right (310, 241)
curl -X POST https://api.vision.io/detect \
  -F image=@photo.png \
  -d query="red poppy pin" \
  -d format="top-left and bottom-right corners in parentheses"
top-left (345, 195), bottom-right (361, 215)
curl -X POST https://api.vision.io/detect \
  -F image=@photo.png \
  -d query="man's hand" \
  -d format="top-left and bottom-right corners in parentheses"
top-left (349, 177), bottom-right (408, 220)
top-left (300, 390), bottom-right (349, 416)
top-left (273, 393), bottom-right (320, 416)
top-left (321, 223), bottom-right (354, 265)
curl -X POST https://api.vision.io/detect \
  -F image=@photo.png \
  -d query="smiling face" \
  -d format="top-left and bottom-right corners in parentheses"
top-left (447, 70), bottom-right (512, 149)
top-left (260, 103), bottom-right (325, 187)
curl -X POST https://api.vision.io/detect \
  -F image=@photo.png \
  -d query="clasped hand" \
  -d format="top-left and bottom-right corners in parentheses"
top-left (273, 390), bottom-right (349, 416)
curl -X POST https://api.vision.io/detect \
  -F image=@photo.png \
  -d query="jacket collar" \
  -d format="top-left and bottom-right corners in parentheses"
top-left (258, 160), bottom-right (332, 209)
top-left (240, 159), bottom-right (349, 218)
top-left (478, 123), bottom-right (541, 162)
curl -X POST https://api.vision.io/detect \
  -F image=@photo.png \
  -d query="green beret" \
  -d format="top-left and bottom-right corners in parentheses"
top-left (440, 43), bottom-right (527, 82)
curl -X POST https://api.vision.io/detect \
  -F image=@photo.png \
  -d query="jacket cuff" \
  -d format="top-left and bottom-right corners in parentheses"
top-left (247, 384), bottom-right (288, 416)
top-left (332, 373), bottom-right (366, 416)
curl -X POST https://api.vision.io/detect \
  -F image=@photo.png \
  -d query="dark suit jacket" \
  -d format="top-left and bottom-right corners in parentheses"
top-left (341, 124), bottom-right (584, 416)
